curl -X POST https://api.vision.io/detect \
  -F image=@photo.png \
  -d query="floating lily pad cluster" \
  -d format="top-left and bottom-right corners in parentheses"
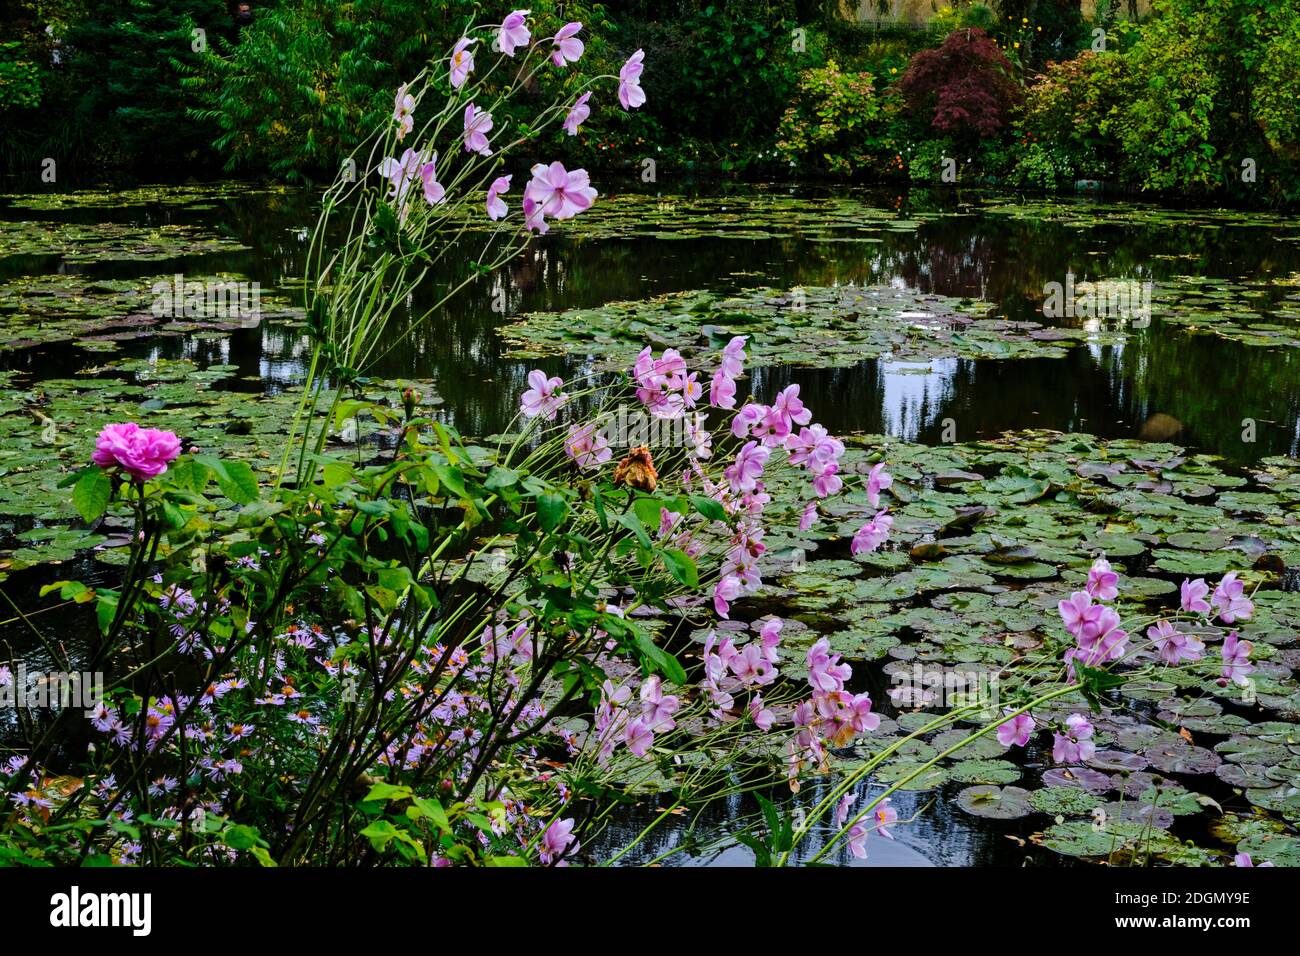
top-left (977, 197), bottom-right (1300, 235)
top-left (0, 357), bottom-right (441, 577)
top-left (496, 284), bottom-right (1095, 367)
top-left (0, 182), bottom-right (290, 214)
top-left (734, 429), bottom-right (1300, 863)
top-left (459, 191), bottom-right (940, 242)
top-left (0, 272), bottom-right (303, 354)
top-left (0, 219), bottom-right (251, 265)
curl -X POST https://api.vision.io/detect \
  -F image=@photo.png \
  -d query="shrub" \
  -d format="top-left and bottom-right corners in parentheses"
top-left (1016, 51), bottom-right (1133, 181)
top-left (1116, 7), bottom-right (1220, 193)
top-left (1255, 3), bottom-right (1300, 160)
top-left (897, 28), bottom-right (1021, 140)
top-left (775, 60), bottom-right (894, 177)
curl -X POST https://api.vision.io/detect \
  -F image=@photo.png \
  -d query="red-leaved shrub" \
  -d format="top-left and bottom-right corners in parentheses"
top-left (898, 28), bottom-right (1021, 138)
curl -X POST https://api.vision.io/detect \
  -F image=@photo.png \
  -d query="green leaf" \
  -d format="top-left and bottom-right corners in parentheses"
top-left (411, 796), bottom-right (451, 833)
top-left (485, 466), bottom-right (519, 490)
top-left (633, 495), bottom-right (664, 529)
top-left (433, 463), bottom-right (468, 500)
top-left (360, 820), bottom-right (400, 851)
top-left (322, 461), bottom-right (354, 488)
top-left (73, 468), bottom-right (112, 523)
top-left (537, 492), bottom-right (568, 532)
top-left (630, 624), bottom-right (687, 685)
top-left (222, 824), bottom-right (267, 851)
top-left (661, 548), bottom-right (699, 587)
top-left (690, 494), bottom-right (727, 522)
top-left (363, 782), bottom-right (414, 803)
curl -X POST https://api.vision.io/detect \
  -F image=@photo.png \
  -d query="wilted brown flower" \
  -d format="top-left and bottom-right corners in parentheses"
top-left (613, 445), bottom-right (658, 492)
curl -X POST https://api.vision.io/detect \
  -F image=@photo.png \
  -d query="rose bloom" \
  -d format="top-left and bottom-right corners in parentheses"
top-left (92, 422), bottom-right (181, 481)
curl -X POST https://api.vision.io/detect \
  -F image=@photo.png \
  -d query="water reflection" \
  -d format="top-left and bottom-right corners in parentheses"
top-left (590, 775), bottom-right (1047, 867)
top-left (5, 182), bottom-right (1296, 460)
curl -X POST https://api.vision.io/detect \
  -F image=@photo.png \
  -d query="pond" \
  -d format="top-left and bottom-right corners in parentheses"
top-left (2, 180), bottom-right (1299, 866)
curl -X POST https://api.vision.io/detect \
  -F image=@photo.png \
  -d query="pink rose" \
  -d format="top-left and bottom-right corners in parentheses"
top-left (92, 422), bottom-right (181, 481)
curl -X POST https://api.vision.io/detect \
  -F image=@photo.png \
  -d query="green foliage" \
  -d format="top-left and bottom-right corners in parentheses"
top-left (1016, 51), bottom-right (1133, 182)
top-left (185, 0), bottom-right (617, 180)
top-left (1255, 0), bottom-right (1300, 161)
top-left (0, 41), bottom-right (41, 111)
top-left (775, 60), bottom-right (896, 177)
top-left (1117, 6), bottom-right (1221, 193)
top-left (58, 0), bottom-right (227, 165)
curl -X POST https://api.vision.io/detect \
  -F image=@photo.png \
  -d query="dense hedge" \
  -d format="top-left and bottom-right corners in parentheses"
top-left (2, 0), bottom-right (1298, 202)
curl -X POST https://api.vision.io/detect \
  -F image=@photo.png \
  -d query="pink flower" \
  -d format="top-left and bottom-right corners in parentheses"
top-left (799, 501), bottom-right (818, 531)
top-left (1181, 577), bottom-right (1212, 615)
top-left (713, 574), bottom-right (743, 618)
top-left (866, 461), bottom-right (893, 508)
top-left (449, 37), bottom-right (475, 88)
top-left (807, 638), bottom-right (851, 694)
top-left (1212, 572), bottom-right (1253, 624)
top-left (526, 161), bottom-right (597, 220)
top-left (752, 406), bottom-right (792, 447)
top-left (851, 511), bottom-right (892, 555)
top-left (1052, 713), bottom-right (1095, 763)
top-left (497, 10), bottom-right (531, 57)
top-left (759, 618), bottom-right (783, 663)
top-left (729, 642), bottom-right (776, 686)
top-left (378, 147), bottom-right (422, 202)
top-left (720, 336), bottom-right (747, 376)
top-left (92, 423), bottom-right (181, 481)
top-left (996, 712), bottom-right (1034, 748)
top-left (1221, 631), bottom-right (1254, 687)
top-left (872, 799), bottom-right (898, 839)
top-left (486, 174), bottom-right (511, 221)
top-left (523, 194), bottom-right (548, 234)
top-left (520, 369), bottom-right (566, 420)
top-left (562, 92), bottom-right (591, 135)
top-left (1086, 556), bottom-right (1119, 601)
top-left (618, 48), bottom-right (645, 109)
top-left (749, 694), bottom-right (774, 730)
top-left (1148, 620), bottom-right (1204, 665)
top-left (710, 369), bottom-right (737, 409)
top-left (1234, 853), bottom-right (1274, 867)
top-left (847, 692), bottom-right (881, 734)
top-left (1058, 591), bottom-right (1104, 643)
top-left (1076, 606), bottom-right (1126, 661)
top-left (811, 461), bottom-right (843, 498)
top-left (640, 675), bottom-right (679, 731)
top-left (462, 103), bottom-right (493, 155)
top-left (724, 441), bottom-right (770, 494)
top-left (393, 83), bottom-right (414, 140)
top-left (770, 384), bottom-right (813, 428)
top-left (550, 22), bottom-right (584, 67)
top-left (687, 413), bottom-right (712, 459)
top-left (730, 403), bottom-right (766, 439)
top-left (419, 156), bottom-right (446, 205)
top-left (786, 424), bottom-right (843, 472)
top-left (624, 716), bottom-right (655, 756)
top-left (565, 422), bottom-right (611, 471)
top-left (539, 817), bottom-right (577, 865)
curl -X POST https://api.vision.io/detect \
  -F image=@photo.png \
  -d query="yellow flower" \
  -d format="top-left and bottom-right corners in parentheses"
top-left (1014, 42), bottom-right (1020, 48)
